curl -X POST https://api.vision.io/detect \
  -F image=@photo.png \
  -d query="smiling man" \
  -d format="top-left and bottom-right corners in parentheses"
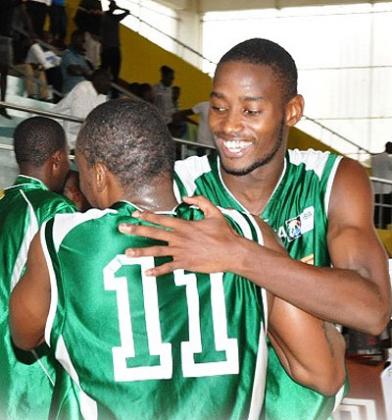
top-left (120, 38), bottom-right (392, 419)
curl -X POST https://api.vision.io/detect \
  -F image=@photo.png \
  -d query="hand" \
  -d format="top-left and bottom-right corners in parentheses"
top-left (119, 196), bottom-right (243, 277)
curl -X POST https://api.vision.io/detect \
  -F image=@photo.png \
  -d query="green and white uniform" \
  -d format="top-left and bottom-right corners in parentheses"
top-left (42, 201), bottom-right (268, 420)
top-left (174, 149), bottom-right (347, 420)
top-left (0, 175), bottom-right (75, 420)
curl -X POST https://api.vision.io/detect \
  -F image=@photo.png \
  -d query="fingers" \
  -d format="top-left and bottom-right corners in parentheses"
top-left (118, 223), bottom-right (173, 242)
top-left (183, 196), bottom-right (222, 218)
top-left (125, 245), bottom-right (171, 258)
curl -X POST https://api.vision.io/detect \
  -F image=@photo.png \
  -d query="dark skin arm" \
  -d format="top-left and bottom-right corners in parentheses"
top-left (10, 233), bottom-right (50, 350)
top-left (120, 159), bottom-right (392, 335)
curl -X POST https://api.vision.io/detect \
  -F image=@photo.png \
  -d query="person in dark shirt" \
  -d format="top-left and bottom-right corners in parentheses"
top-left (0, 0), bottom-right (26, 118)
top-left (100, 0), bottom-right (129, 87)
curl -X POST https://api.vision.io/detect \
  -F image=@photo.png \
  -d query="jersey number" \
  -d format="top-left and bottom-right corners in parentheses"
top-left (103, 255), bottom-right (239, 382)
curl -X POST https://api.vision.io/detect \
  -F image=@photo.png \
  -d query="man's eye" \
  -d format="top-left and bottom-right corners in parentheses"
top-left (211, 105), bottom-right (227, 112)
top-left (243, 109), bottom-right (261, 116)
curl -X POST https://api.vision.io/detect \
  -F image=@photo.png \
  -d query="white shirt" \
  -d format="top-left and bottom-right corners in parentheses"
top-left (26, 43), bottom-right (61, 69)
top-left (371, 152), bottom-right (392, 193)
top-left (52, 81), bottom-right (107, 148)
top-left (152, 83), bottom-right (174, 124)
top-left (31, 0), bottom-right (52, 5)
top-left (192, 101), bottom-right (214, 147)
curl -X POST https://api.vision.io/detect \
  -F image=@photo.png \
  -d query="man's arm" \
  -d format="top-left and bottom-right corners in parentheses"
top-left (9, 233), bottom-right (50, 351)
top-left (261, 224), bottom-right (346, 396)
top-left (120, 162), bottom-right (391, 335)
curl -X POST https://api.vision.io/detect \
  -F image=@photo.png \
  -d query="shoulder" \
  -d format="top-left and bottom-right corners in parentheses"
top-left (30, 191), bottom-right (76, 218)
top-left (174, 155), bottom-right (214, 194)
top-left (288, 148), bottom-right (341, 174)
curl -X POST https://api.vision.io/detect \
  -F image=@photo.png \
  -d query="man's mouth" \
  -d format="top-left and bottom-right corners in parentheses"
top-left (220, 139), bottom-right (252, 156)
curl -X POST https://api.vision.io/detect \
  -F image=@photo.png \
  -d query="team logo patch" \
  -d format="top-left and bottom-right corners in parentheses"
top-left (278, 206), bottom-right (315, 242)
top-left (286, 217), bottom-right (302, 240)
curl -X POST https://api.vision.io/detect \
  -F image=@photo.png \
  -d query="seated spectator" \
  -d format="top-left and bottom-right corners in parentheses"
top-left (60, 29), bottom-right (93, 94)
top-left (52, 68), bottom-right (110, 148)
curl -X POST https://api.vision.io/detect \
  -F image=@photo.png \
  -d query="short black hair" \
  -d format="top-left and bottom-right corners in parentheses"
top-left (14, 117), bottom-right (66, 167)
top-left (217, 38), bottom-right (298, 101)
top-left (160, 65), bottom-right (174, 75)
top-left (76, 98), bottom-right (175, 190)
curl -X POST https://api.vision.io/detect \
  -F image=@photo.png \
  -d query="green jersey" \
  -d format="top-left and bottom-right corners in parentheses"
top-left (43, 201), bottom-right (268, 420)
top-left (0, 175), bottom-right (75, 420)
top-left (174, 149), bottom-right (346, 420)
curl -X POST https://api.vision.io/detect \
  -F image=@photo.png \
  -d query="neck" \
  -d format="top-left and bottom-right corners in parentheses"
top-left (221, 147), bottom-right (286, 215)
top-left (19, 165), bottom-right (48, 187)
top-left (121, 177), bottom-right (178, 212)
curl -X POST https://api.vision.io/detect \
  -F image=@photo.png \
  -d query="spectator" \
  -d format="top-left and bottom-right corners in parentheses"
top-left (49, 0), bottom-right (67, 49)
top-left (372, 141), bottom-right (392, 228)
top-left (60, 30), bottom-right (93, 94)
top-left (100, 0), bottom-right (129, 89)
top-left (173, 101), bottom-right (214, 147)
top-left (153, 65), bottom-right (175, 124)
top-left (138, 82), bottom-right (154, 103)
top-left (74, 0), bottom-right (102, 68)
top-left (25, 0), bottom-right (51, 38)
top-left (0, 0), bottom-right (27, 119)
top-left (52, 68), bottom-right (110, 148)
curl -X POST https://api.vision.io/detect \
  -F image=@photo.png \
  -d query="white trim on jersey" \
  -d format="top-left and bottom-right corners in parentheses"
top-left (288, 149), bottom-right (331, 180)
top-left (51, 208), bottom-right (116, 252)
top-left (324, 155), bottom-right (343, 216)
top-left (218, 207), bottom-right (269, 419)
top-left (55, 336), bottom-right (98, 420)
top-left (41, 220), bottom-right (59, 347)
top-left (10, 190), bottom-right (39, 291)
top-left (247, 327), bottom-right (268, 420)
top-left (174, 155), bottom-right (211, 197)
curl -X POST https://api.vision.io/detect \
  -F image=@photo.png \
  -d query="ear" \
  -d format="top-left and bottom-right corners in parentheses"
top-left (94, 162), bottom-right (109, 193)
top-left (285, 94), bottom-right (304, 127)
top-left (51, 149), bottom-right (63, 170)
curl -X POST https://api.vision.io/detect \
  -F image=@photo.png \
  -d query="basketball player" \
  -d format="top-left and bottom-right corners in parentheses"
top-left (0, 117), bottom-right (75, 419)
top-left (119, 39), bottom-right (392, 419)
top-left (10, 99), bottom-right (345, 419)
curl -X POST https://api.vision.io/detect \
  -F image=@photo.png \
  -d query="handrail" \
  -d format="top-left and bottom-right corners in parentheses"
top-left (0, 101), bottom-right (83, 123)
top-left (301, 115), bottom-right (371, 155)
top-left (0, 101), bottom-right (214, 150)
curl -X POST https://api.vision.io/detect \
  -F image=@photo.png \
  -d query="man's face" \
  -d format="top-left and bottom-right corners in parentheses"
top-left (75, 152), bottom-right (100, 208)
top-left (162, 71), bottom-right (174, 87)
top-left (209, 61), bottom-right (288, 176)
top-left (53, 148), bottom-right (70, 193)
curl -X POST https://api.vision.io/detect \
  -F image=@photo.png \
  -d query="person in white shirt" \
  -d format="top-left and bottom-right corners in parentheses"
top-left (372, 141), bottom-right (392, 228)
top-left (153, 65), bottom-right (175, 124)
top-left (52, 68), bottom-right (110, 149)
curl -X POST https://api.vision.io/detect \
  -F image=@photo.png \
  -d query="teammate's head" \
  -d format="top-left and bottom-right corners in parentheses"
top-left (91, 69), bottom-right (111, 95)
top-left (160, 65), bottom-right (175, 87)
top-left (216, 38), bottom-right (298, 102)
top-left (209, 38), bottom-right (304, 177)
top-left (13, 117), bottom-right (70, 192)
top-left (75, 98), bottom-right (176, 208)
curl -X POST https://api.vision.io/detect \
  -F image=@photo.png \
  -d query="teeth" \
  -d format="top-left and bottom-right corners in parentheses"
top-left (223, 140), bottom-right (251, 153)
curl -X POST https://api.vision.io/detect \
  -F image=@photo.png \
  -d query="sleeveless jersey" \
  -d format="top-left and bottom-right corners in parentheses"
top-left (0, 175), bottom-right (76, 420)
top-left (174, 149), bottom-right (346, 420)
top-left (42, 201), bottom-right (269, 420)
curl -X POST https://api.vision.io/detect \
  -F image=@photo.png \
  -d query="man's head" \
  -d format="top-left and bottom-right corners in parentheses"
top-left (70, 30), bottom-right (85, 54)
top-left (160, 65), bottom-right (175, 87)
top-left (75, 98), bottom-right (175, 208)
top-left (385, 142), bottom-right (392, 154)
top-left (108, 0), bottom-right (117, 11)
top-left (91, 69), bottom-right (111, 95)
top-left (14, 117), bottom-right (70, 192)
top-left (209, 38), bottom-right (304, 176)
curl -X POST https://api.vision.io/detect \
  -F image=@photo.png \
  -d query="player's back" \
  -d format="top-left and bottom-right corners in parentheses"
top-left (0, 175), bottom-right (75, 420)
top-left (44, 201), bottom-right (268, 420)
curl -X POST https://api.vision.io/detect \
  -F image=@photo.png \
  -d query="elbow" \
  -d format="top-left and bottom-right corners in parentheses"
top-left (290, 362), bottom-right (346, 397)
top-left (362, 301), bottom-right (391, 336)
